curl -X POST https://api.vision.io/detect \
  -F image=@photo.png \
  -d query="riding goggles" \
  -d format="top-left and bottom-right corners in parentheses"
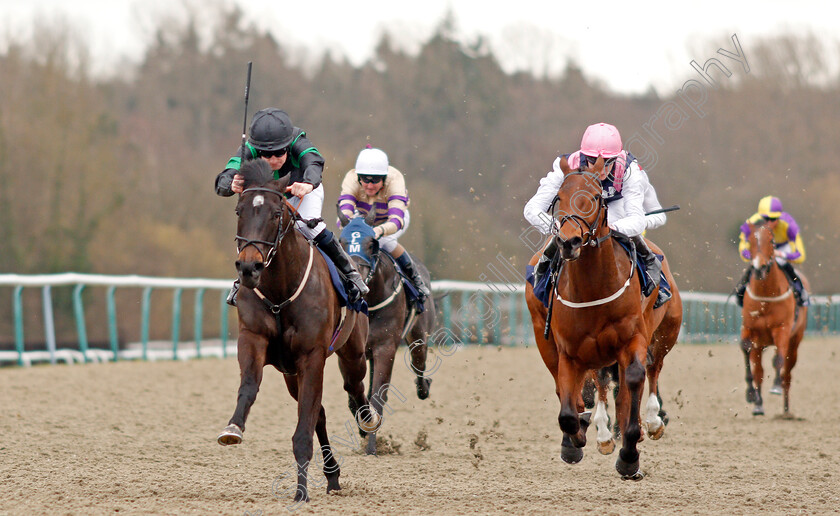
top-left (584, 155), bottom-right (617, 167)
top-left (359, 175), bottom-right (384, 184)
top-left (258, 147), bottom-right (288, 158)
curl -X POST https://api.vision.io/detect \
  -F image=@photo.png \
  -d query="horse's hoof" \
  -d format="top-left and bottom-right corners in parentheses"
top-left (616, 456), bottom-right (643, 480)
top-left (647, 422), bottom-right (665, 440)
top-left (356, 406), bottom-right (382, 433)
top-left (752, 406), bottom-right (765, 416)
top-left (326, 476), bottom-right (341, 494)
top-left (769, 385), bottom-right (783, 395)
top-left (598, 439), bottom-right (616, 455)
top-left (217, 424), bottom-right (243, 446)
top-left (621, 469), bottom-right (646, 481)
top-left (561, 444), bottom-right (584, 464)
top-left (293, 488), bottom-right (310, 503)
top-left (416, 376), bottom-right (432, 400)
top-left (659, 411), bottom-right (670, 426)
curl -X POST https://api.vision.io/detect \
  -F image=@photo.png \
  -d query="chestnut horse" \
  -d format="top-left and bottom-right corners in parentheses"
top-left (589, 242), bottom-right (682, 454)
top-left (525, 157), bottom-right (656, 480)
top-left (337, 209), bottom-right (436, 455)
top-left (740, 221), bottom-right (808, 416)
top-left (216, 159), bottom-right (379, 502)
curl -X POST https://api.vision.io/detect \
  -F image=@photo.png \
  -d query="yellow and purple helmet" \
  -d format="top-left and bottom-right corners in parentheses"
top-left (757, 196), bottom-right (783, 219)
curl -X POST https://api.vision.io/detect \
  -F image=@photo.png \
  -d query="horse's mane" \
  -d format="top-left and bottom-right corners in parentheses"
top-left (240, 159), bottom-right (274, 188)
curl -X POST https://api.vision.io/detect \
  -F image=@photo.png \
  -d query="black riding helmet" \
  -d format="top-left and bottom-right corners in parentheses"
top-left (248, 108), bottom-right (295, 151)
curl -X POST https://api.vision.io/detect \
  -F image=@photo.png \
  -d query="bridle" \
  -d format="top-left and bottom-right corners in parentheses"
top-left (551, 171), bottom-right (611, 249)
top-left (235, 187), bottom-right (300, 268)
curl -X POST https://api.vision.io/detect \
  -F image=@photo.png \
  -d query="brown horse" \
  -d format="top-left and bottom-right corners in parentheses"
top-left (589, 241), bottom-right (682, 453)
top-left (337, 209), bottom-right (436, 455)
top-left (525, 156), bottom-right (657, 480)
top-left (216, 159), bottom-right (379, 502)
top-left (740, 221), bottom-right (808, 416)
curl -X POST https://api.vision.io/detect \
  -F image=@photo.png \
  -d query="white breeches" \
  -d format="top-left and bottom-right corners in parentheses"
top-left (378, 211), bottom-right (410, 253)
top-left (288, 184), bottom-right (326, 239)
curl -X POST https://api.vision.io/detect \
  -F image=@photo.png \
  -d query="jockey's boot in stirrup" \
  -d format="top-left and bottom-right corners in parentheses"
top-left (779, 261), bottom-right (809, 306)
top-left (632, 235), bottom-right (669, 307)
top-left (226, 280), bottom-right (240, 307)
top-left (396, 252), bottom-right (431, 301)
top-left (315, 230), bottom-right (369, 303)
top-left (734, 267), bottom-right (752, 307)
top-left (534, 238), bottom-right (558, 286)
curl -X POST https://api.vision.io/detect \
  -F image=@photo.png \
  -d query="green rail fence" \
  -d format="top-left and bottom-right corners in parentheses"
top-left (2, 274), bottom-right (838, 366)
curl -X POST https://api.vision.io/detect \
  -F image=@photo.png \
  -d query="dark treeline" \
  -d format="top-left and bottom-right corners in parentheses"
top-left (1, 8), bottom-right (839, 342)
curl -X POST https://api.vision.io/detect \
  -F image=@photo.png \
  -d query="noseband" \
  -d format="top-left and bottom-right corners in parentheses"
top-left (551, 171), bottom-right (611, 248)
top-left (235, 187), bottom-right (298, 268)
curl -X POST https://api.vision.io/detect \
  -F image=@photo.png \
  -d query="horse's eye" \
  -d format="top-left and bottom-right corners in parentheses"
top-left (274, 210), bottom-right (282, 219)
top-left (235, 208), bottom-right (241, 217)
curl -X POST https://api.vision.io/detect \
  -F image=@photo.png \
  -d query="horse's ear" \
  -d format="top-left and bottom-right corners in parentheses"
top-left (240, 158), bottom-right (273, 188)
top-left (365, 236), bottom-right (380, 257)
top-left (273, 172), bottom-right (292, 193)
top-left (336, 202), bottom-right (351, 227)
top-left (559, 156), bottom-right (571, 174)
top-left (364, 208), bottom-right (377, 226)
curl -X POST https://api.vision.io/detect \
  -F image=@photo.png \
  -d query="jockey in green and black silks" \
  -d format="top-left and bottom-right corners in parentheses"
top-left (215, 107), bottom-right (369, 305)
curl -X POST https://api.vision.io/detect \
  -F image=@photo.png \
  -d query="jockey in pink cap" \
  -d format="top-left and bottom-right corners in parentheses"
top-left (524, 122), bottom-right (671, 308)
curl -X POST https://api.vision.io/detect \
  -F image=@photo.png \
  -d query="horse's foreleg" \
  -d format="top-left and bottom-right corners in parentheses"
top-left (218, 334), bottom-right (267, 446)
top-left (337, 321), bottom-right (379, 439)
top-left (750, 344), bottom-right (765, 416)
top-left (364, 337), bottom-right (399, 455)
top-left (644, 354), bottom-right (666, 440)
top-left (406, 334), bottom-right (432, 400)
top-left (593, 368), bottom-right (615, 455)
top-left (615, 339), bottom-right (647, 481)
top-left (773, 327), bottom-right (797, 414)
top-left (289, 352), bottom-right (328, 503)
top-left (770, 351), bottom-right (783, 395)
top-left (556, 357), bottom-right (590, 464)
top-left (740, 334), bottom-right (757, 403)
top-left (283, 376), bottom-right (341, 494)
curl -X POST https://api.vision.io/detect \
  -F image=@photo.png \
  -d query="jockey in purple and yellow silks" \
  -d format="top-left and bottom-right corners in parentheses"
top-left (734, 195), bottom-right (809, 306)
top-left (338, 147), bottom-right (430, 303)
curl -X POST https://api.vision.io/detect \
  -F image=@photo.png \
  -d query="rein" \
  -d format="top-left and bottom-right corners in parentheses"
top-left (235, 187), bottom-right (303, 268)
top-left (555, 243), bottom-right (636, 308)
top-left (367, 252), bottom-right (404, 311)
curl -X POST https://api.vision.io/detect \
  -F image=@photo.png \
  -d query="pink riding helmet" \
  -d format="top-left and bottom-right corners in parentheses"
top-left (580, 123), bottom-right (622, 158)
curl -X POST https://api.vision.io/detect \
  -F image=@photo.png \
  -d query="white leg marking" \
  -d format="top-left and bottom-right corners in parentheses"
top-left (645, 392), bottom-right (662, 432)
top-left (593, 400), bottom-right (611, 443)
top-left (253, 195), bottom-right (264, 207)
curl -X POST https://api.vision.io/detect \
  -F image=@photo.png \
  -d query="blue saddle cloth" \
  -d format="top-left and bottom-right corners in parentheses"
top-left (383, 252), bottom-right (426, 313)
top-left (525, 237), bottom-right (667, 309)
top-left (315, 248), bottom-right (368, 314)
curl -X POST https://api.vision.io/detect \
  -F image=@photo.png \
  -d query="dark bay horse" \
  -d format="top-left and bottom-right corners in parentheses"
top-left (216, 159), bottom-right (379, 502)
top-left (589, 242), bottom-right (682, 454)
top-left (741, 221), bottom-right (808, 416)
top-left (337, 209), bottom-right (436, 455)
top-left (525, 156), bottom-right (657, 480)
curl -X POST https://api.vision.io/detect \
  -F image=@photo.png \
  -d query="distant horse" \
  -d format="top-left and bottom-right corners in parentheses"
top-left (588, 247), bottom-right (682, 454)
top-left (740, 221), bottom-right (808, 416)
top-left (216, 159), bottom-right (379, 502)
top-left (337, 208), bottom-right (436, 455)
top-left (525, 156), bottom-right (656, 480)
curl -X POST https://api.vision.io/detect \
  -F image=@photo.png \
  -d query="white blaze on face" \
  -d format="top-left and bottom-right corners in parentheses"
top-left (253, 195), bottom-right (264, 207)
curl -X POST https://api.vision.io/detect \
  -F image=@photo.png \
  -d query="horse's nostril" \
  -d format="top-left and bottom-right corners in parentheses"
top-left (235, 260), bottom-right (242, 269)
top-left (254, 262), bottom-right (265, 272)
top-left (570, 237), bottom-right (582, 248)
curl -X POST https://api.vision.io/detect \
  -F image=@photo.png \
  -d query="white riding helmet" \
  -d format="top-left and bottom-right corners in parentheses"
top-left (355, 147), bottom-right (389, 177)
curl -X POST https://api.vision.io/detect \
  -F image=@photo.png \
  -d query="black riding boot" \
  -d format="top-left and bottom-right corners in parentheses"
top-left (534, 238), bottom-right (558, 286)
top-left (779, 261), bottom-right (809, 306)
top-left (315, 231), bottom-right (370, 303)
top-left (632, 235), bottom-right (670, 308)
top-left (396, 252), bottom-right (431, 301)
top-left (226, 280), bottom-right (240, 307)
top-left (734, 267), bottom-right (752, 307)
